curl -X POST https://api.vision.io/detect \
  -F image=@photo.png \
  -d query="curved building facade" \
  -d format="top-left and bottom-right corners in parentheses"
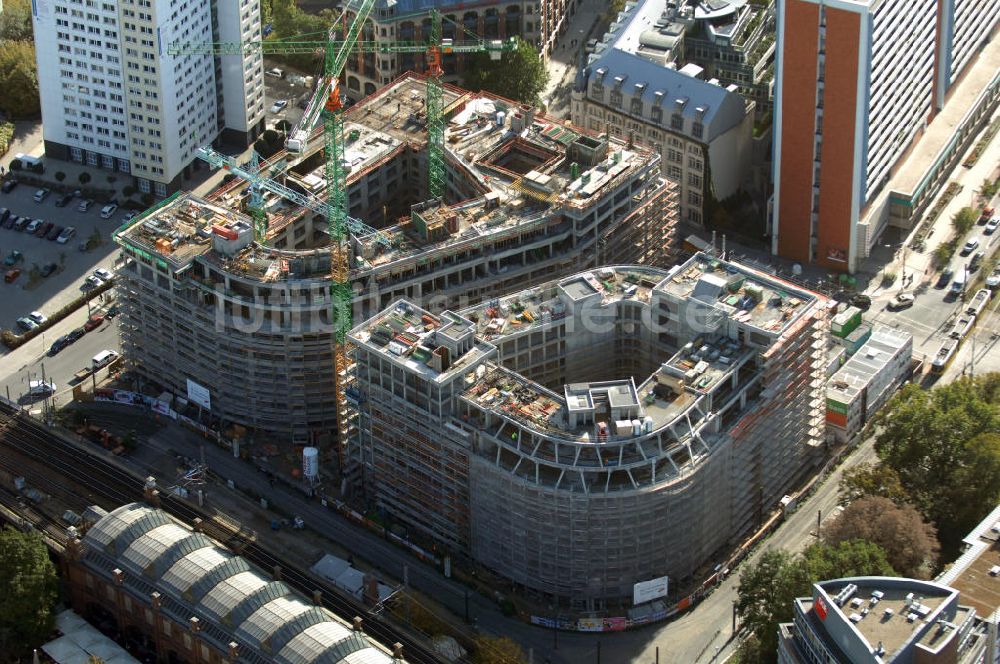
top-left (114, 74), bottom-right (675, 448)
top-left (348, 255), bottom-right (827, 607)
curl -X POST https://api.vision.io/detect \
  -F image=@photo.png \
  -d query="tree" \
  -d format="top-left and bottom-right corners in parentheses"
top-left (823, 497), bottom-right (939, 578)
top-left (472, 635), bottom-right (527, 664)
top-left (736, 550), bottom-right (808, 659)
top-left (0, 527), bottom-right (59, 657)
top-left (122, 185), bottom-right (136, 198)
top-left (0, 41), bottom-right (40, 119)
top-left (54, 171), bottom-right (66, 183)
top-left (875, 378), bottom-right (1000, 553)
top-left (952, 206), bottom-right (977, 235)
top-left (78, 171), bottom-right (92, 186)
top-left (463, 38), bottom-right (549, 106)
top-left (0, 0), bottom-right (33, 42)
top-left (840, 463), bottom-right (910, 506)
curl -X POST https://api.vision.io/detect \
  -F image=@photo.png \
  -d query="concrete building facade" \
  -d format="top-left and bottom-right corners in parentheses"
top-left (571, 0), bottom-right (755, 227)
top-left (778, 577), bottom-right (989, 663)
top-left (825, 325), bottom-right (911, 443)
top-left (772, 0), bottom-right (1000, 273)
top-left (114, 74), bottom-right (677, 448)
top-left (32, 0), bottom-right (266, 196)
top-left (347, 255), bottom-right (828, 607)
top-left (64, 502), bottom-right (406, 664)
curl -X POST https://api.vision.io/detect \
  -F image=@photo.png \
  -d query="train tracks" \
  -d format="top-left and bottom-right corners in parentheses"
top-left (0, 402), bottom-right (444, 664)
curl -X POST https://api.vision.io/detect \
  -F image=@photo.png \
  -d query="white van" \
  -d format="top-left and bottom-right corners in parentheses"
top-left (15, 153), bottom-right (43, 169)
top-left (92, 349), bottom-right (119, 369)
top-left (950, 270), bottom-right (967, 295)
top-left (28, 380), bottom-right (56, 396)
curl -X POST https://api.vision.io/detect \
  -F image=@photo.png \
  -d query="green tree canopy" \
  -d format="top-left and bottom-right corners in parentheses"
top-left (874, 377), bottom-right (1000, 552)
top-left (0, 0), bottom-right (33, 41)
top-left (0, 527), bottom-right (59, 657)
top-left (0, 40), bottom-right (40, 119)
top-left (736, 541), bottom-right (895, 662)
top-left (952, 206), bottom-right (977, 235)
top-left (840, 463), bottom-right (910, 506)
top-left (823, 497), bottom-right (939, 578)
top-left (462, 37), bottom-right (549, 106)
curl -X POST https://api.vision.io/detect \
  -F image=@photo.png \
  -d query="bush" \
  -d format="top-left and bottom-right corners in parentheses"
top-left (881, 271), bottom-right (897, 287)
top-left (122, 185), bottom-right (136, 197)
top-left (141, 193), bottom-right (154, 206)
top-left (78, 171), bottom-right (91, 185)
top-left (0, 121), bottom-right (14, 157)
top-left (9, 158), bottom-right (21, 170)
top-left (54, 171), bottom-right (66, 182)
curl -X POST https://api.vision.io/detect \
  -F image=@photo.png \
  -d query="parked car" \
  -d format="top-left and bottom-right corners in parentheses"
top-left (969, 250), bottom-right (986, 272)
top-left (1, 179), bottom-right (18, 193)
top-left (16, 316), bottom-right (38, 331)
top-left (986, 217), bottom-right (1000, 235)
top-left (850, 293), bottom-right (872, 311)
top-left (28, 311), bottom-right (47, 325)
top-left (3, 250), bottom-right (23, 265)
top-left (0, 207), bottom-right (9, 223)
top-left (83, 275), bottom-right (104, 289)
top-left (12, 216), bottom-right (29, 231)
top-left (887, 293), bottom-right (915, 311)
top-left (55, 192), bottom-right (74, 207)
top-left (2, 214), bottom-right (15, 229)
top-left (106, 304), bottom-right (120, 319)
top-left (93, 267), bottom-right (114, 282)
top-left (77, 199), bottom-right (94, 212)
top-left (35, 221), bottom-right (53, 237)
top-left (49, 335), bottom-right (71, 355)
top-left (83, 314), bottom-right (105, 332)
top-left (987, 267), bottom-right (1000, 290)
top-left (28, 380), bottom-right (56, 396)
top-left (936, 267), bottom-right (955, 288)
top-left (46, 224), bottom-right (63, 241)
top-left (39, 262), bottom-right (57, 277)
top-left (100, 202), bottom-right (118, 219)
top-left (4, 268), bottom-right (21, 282)
top-left (265, 67), bottom-right (284, 78)
top-left (67, 327), bottom-right (85, 342)
top-left (270, 99), bottom-right (288, 113)
top-left (24, 218), bottom-right (41, 234)
top-left (56, 226), bottom-right (76, 244)
top-left (32, 188), bottom-right (50, 203)
top-left (961, 237), bottom-right (980, 256)
top-left (122, 211), bottom-right (138, 223)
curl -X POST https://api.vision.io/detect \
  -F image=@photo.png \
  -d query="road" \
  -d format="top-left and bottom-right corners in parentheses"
top-left (0, 300), bottom-right (120, 409)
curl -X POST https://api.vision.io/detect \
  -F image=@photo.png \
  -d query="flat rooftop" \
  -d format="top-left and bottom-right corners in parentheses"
top-left (811, 578), bottom-right (953, 659)
top-left (464, 266), bottom-right (662, 342)
top-left (938, 505), bottom-right (1000, 620)
top-left (656, 253), bottom-right (818, 334)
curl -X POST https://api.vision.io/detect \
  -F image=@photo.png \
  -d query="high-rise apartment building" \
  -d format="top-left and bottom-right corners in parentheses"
top-left (33, 0), bottom-right (266, 196)
top-left (348, 256), bottom-right (827, 606)
top-left (771, 0), bottom-right (999, 272)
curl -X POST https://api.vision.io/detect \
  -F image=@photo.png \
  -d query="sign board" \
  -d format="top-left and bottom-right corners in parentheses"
top-left (186, 379), bottom-right (211, 410)
top-left (633, 576), bottom-right (669, 605)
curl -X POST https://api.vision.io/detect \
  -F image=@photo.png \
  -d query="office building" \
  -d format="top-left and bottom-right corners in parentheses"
top-left (571, 0), bottom-right (757, 226)
top-left (32, 0), bottom-right (266, 195)
top-left (825, 325), bottom-right (911, 443)
top-left (772, 0), bottom-right (1000, 272)
top-left (937, 504), bottom-right (1000, 664)
top-left (114, 73), bottom-right (676, 447)
top-left (777, 576), bottom-right (989, 663)
top-left (64, 501), bottom-right (406, 664)
top-left (347, 254), bottom-right (828, 606)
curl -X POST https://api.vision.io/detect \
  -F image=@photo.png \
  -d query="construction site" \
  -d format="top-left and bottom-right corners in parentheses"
top-left (347, 254), bottom-right (829, 608)
top-left (114, 72), bottom-right (677, 448)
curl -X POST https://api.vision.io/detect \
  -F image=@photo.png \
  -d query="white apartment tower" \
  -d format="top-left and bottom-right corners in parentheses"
top-left (33, 0), bottom-right (266, 196)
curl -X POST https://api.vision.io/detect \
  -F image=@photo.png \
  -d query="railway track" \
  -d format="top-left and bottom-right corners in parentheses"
top-left (0, 402), bottom-right (444, 664)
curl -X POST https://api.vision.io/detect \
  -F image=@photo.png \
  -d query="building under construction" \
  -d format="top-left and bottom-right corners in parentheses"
top-left (114, 73), bottom-right (677, 447)
top-left (347, 254), bottom-right (828, 607)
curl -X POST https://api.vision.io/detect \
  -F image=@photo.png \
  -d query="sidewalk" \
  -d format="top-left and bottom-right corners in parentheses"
top-left (541, 0), bottom-right (607, 118)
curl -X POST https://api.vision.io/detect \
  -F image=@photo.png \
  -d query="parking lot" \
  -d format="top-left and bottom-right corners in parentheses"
top-left (262, 60), bottom-right (311, 131)
top-left (0, 181), bottom-right (121, 333)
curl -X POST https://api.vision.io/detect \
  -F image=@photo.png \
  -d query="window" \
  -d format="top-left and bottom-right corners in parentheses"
top-left (692, 122), bottom-right (704, 139)
top-left (86, 152), bottom-right (98, 165)
top-left (687, 173), bottom-right (702, 189)
top-left (609, 89), bottom-right (622, 108)
top-left (671, 114), bottom-right (683, 131)
top-left (651, 106), bottom-right (662, 123)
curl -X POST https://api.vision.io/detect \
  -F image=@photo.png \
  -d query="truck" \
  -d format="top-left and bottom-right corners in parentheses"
top-left (70, 367), bottom-right (93, 384)
top-left (285, 130), bottom-right (308, 154)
